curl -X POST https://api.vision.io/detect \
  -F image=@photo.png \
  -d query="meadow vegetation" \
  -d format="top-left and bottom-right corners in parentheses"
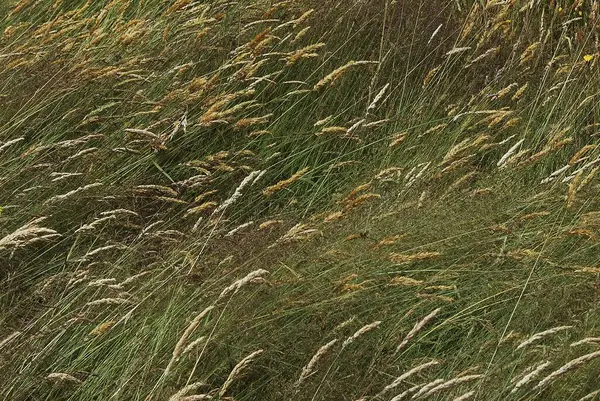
top-left (1, 0), bottom-right (600, 400)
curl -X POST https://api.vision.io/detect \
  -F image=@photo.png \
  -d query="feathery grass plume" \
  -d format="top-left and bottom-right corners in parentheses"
top-left (366, 83), bottom-right (390, 115)
top-left (89, 320), bottom-right (117, 336)
top-left (389, 276), bottom-right (424, 286)
top-left (0, 217), bottom-right (60, 251)
top-left (214, 170), bottom-right (264, 214)
top-left (225, 221), bottom-right (254, 237)
top-left (373, 235), bottom-right (406, 248)
top-left (389, 132), bottom-right (408, 148)
top-left (511, 83), bottom-right (528, 101)
top-left (258, 220), bottom-right (283, 230)
top-left (186, 202), bottom-right (218, 216)
top-left (390, 383), bottom-right (425, 401)
top-left (182, 336), bottom-right (207, 356)
top-left (270, 223), bottom-right (321, 247)
top-left (85, 298), bottom-right (132, 307)
top-left (342, 321), bottom-right (381, 348)
top-left (219, 349), bottom-right (264, 397)
top-left (569, 145), bottom-right (597, 166)
top-left (536, 350), bottom-right (600, 389)
top-left (410, 379), bottom-right (445, 399)
top-left (317, 126), bottom-right (348, 136)
top-left (46, 373), bottom-right (82, 385)
top-left (168, 382), bottom-right (207, 401)
top-left (567, 170), bottom-right (584, 208)
top-left (579, 389), bottom-right (600, 401)
top-left (285, 42), bottom-right (325, 65)
top-left (396, 308), bottom-right (442, 353)
top-left (295, 339), bottom-right (338, 389)
top-left (0, 137), bottom-right (24, 152)
top-left (452, 391), bottom-right (475, 401)
top-left (390, 252), bottom-right (441, 264)
top-left (343, 193), bottom-right (381, 211)
top-left (165, 305), bottom-right (214, 376)
top-left (497, 139), bottom-right (524, 167)
top-left (420, 374), bottom-right (483, 398)
top-left (516, 326), bottom-right (572, 350)
top-left (519, 42), bottom-right (540, 66)
top-left (571, 337), bottom-right (600, 347)
top-left (263, 167), bottom-right (309, 196)
top-left (314, 60), bottom-right (378, 91)
top-left (218, 269), bottom-right (269, 300)
top-left (0, 331), bottom-right (21, 350)
top-left (376, 360), bottom-right (440, 398)
top-left (44, 182), bottom-right (103, 204)
top-left (510, 361), bottom-right (551, 394)
top-left (422, 65), bottom-right (441, 87)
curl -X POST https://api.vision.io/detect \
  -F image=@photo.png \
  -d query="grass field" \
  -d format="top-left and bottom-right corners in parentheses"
top-left (1, 0), bottom-right (600, 400)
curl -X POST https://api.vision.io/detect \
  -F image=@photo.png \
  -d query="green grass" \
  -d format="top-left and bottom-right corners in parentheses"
top-left (2, 0), bottom-right (600, 400)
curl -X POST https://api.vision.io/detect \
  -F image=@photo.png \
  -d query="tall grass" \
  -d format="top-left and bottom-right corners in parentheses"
top-left (1, 0), bottom-right (600, 400)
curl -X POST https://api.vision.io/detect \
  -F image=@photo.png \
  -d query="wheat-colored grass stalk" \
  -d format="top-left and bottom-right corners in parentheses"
top-left (536, 350), bottom-right (600, 389)
top-left (419, 374), bottom-right (483, 398)
top-left (516, 326), bottom-right (572, 350)
top-left (295, 339), bottom-right (337, 389)
top-left (46, 372), bottom-right (82, 385)
top-left (218, 269), bottom-right (269, 300)
top-left (452, 391), bottom-right (475, 401)
top-left (0, 331), bottom-right (21, 350)
top-left (263, 167), bottom-right (309, 196)
top-left (510, 361), bottom-right (551, 394)
top-left (396, 308), bottom-right (441, 353)
top-left (168, 382), bottom-right (208, 401)
top-left (314, 60), bottom-right (377, 91)
top-left (342, 321), bottom-right (381, 348)
top-left (376, 360), bottom-right (440, 398)
top-left (164, 305), bottom-right (214, 376)
top-left (219, 349), bottom-right (264, 397)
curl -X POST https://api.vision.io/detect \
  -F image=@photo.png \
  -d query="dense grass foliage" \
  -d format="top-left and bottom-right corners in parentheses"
top-left (1, 0), bottom-right (600, 400)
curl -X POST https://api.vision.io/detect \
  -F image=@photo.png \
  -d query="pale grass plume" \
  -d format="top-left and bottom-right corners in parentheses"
top-left (366, 83), bottom-right (390, 115)
top-left (44, 182), bottom-right (103, 204)
top-left (0, 217), bottom-right (59, 251)
top-left (571, 337), bottom-right (600, 347)
top-left (516, 325), bottom-right (572, 350)
top-left (165, 305), bottom-right (215, 377)
top-left (579, 389), bottom-right (600, 401)
top-left (168, 382), bottom-right (207, 401)
top-left (410, 379), bottom-right (445, 399)
top-left (213, 170), bottom-right (264, 214)
top-left (497, 139), bottom-right (524, 167)
top-left (376, 360), bottom-right (439, 398)
top-left (85, 297), bottom-right (132, 307)
top-left (342, 321), bottom-right (381, 348)
top-left (396, 308), bottom-right (442, 353)
top-left (452, 391), bottom-right (475, 401)
top-left (46, 372), bottom-right (82, 385)
top-left (182, 336), bottom-right (207, 356)
top-left (0, 331), bottom-right (21, 350)
top-left (420, 374), bottom-right (483, 398)
top-left (0, 137), bottom-right (24, 152)
top-left (219, 349), bottom-right (264, 397)
top-left (270, 223), bottom-right (321, 247)
top-left (536, 350), bottom-right (600, 389)
top-left (295, 339), bottom-right (337, 389)
top-left (390, 383), bottom-right (424, 401)
top-left (218, 269), bottom-right (269, 300)
top-left (510, 361), bottom-right (551, 394)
